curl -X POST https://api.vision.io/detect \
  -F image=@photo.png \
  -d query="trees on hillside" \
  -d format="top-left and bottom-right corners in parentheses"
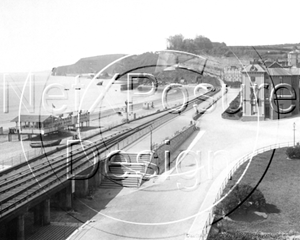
top-left (167, 34), bottom-right (185, 50)
top-left (166, 34), bottom-right (294, 59)
top-left (194, 35), bottom-right (213, 50)
top-left (167, 34), bottom-right (226, 55)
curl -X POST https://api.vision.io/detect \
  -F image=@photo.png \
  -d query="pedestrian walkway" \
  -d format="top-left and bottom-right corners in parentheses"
top-left (25, 85), bottom-right (299, 240)
top-left (68, 87), bottom-right (300, 240)
top-left (183, 90), bottom-right (300, 239)
top-left (123, 90), bottom-right (223, 153)
top-left (67, 89), bottom-right (239, 240)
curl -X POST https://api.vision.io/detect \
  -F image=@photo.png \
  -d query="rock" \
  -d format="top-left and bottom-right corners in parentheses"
top-left (87, 195), bottom-right (94, 200)
top-left (254, 211), bottom-right (268, 218)
top-left (209, 226), bottom-right (220, 236)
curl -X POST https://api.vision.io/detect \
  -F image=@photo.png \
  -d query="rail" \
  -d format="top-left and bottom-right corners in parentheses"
top-left (1, 88), bottom-right (220, 171)
top-left (0, 88), bottom-right (221, 223)
top-left (0, 128), bottom-right (139, 221)
top-left (199, 141), bottom-right (297, 240)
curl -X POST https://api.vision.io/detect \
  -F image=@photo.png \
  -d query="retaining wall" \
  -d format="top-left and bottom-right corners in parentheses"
top-left (153, 123), bottom-right (197, 174)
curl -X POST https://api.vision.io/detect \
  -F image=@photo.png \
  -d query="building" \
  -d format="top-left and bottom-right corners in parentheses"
top-left (11, 115), bottom-right (59, 135)
top-left (251, 58), bottom-right (289, 68)
top-left (241, 63), bottom-right (300, 121)
top-left (288, 47), bottom-right (300, 67)
top-left (10, 112), bottom-right (90, 139)
top-left (223, 66), bottom-right (242, 82)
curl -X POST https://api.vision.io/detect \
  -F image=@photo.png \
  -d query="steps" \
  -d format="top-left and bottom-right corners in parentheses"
top-left (100, 153), bottom-right (152, 188)
top-left (100, 174), bottom-right (141, 188)
top-left (105, 163), bottom-right (145, 188)
top-left (110, 153), bottom-right (151, 163)
top-left (109, 163), bottom-right (146, 175)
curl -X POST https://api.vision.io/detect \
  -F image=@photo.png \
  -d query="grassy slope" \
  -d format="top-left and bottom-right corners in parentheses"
top-left (217, 147), bottom-right (300, 234)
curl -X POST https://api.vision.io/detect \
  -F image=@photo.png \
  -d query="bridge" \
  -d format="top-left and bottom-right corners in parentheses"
top-left (0, 131), bottom-right (150, 239)
top-left (0, 112), bottom-right (165, 239)
top-left (0, 87), bottom-right (221, 239)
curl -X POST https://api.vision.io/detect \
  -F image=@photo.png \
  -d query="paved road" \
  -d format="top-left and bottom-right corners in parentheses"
top-left (68, 88), bottom-right (300, 240)
top-left (67, 89), bottom-right (227, 240)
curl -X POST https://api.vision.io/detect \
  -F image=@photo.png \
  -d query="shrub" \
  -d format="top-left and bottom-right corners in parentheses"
top-left (286, 146), bottom-right (300, 159)
top-left (215, 184), bottom-right (266, 215)
top-left (227, 93), bottom-right (242, 114)
top-left (221, 93), bottom-right (243, 120)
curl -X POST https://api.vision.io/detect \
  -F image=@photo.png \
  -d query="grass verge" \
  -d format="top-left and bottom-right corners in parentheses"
top-left (208, 147), bottom-right (300, 239)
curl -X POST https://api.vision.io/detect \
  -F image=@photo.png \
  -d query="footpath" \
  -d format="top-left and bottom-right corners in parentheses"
top-left (24, 87), bottom-right (224, 240)
top-left (66, 89), bottom-right (231, 240)
top-left (67, 87), bottom-right (300, 240)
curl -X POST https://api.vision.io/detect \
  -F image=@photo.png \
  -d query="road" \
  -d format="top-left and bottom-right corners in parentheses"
top-left (67, 89), bottom-right (228, 240)
top-left (68, 87), bottom-right (299, 240)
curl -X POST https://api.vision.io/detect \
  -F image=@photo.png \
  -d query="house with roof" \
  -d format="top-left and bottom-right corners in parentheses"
top-left (10, 112), bottom-right (90, 140)
top-left (223, 66), bottom-right (242, 82)
top-left (288, 47), bottom-right (300, 67)
top-left (11, 115), bottom-right (58, 134)
top-left (241, 63), bottom-right (300, 121)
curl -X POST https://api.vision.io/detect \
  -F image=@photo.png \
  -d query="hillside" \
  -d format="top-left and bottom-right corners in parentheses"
top-left (51, 38), bottom-right (300, 79)
top-left (52, 54), bottom-right (126, 76)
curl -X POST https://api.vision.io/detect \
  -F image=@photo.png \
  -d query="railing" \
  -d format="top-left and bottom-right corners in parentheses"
top-left (0, 105), bottom-right (174, 172)
top-left (0, 142), bottom-right (71, 172)
top-left (140, 151), bottom-right (155, 184)
top-left (0, 88), bottom-right (221, 172)
top-left (198, 141), bottom-right (296, 240)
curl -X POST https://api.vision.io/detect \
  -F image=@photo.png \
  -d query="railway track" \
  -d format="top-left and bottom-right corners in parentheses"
top-left (0, 87), bottom-right (221, 222)
top-left (0, 126), bottom-right (149, 220)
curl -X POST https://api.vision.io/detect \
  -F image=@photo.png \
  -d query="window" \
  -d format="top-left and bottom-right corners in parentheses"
top-left (265, 88), bottom-right (269, 100)
top-left (279, 77), bottom-right (283, 97)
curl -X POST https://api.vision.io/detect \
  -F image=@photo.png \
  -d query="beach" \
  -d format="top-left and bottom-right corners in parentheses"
top-left (0, 72), bottom-right (200, 170)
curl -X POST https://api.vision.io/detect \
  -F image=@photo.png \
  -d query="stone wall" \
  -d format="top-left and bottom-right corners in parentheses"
top-left (153, 123), bottom-right (196, 174)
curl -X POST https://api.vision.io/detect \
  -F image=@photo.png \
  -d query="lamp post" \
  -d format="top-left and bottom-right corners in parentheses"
top-left (293, 122), bottom-right (296, 147)
top-left (125, 101), bottom-right (129, 123)
top-left (150, 125), bottom-right (153, 151)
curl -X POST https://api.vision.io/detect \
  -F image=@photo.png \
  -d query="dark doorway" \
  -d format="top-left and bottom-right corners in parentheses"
top-left (265, 104), bottom-right (270, 119)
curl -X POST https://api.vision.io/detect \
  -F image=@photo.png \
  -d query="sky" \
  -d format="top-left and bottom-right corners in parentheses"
top-left (0, 0), bottom-right (299, 72)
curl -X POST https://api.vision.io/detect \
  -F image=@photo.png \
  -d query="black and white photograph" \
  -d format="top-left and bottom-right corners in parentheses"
top-left (0, 0), bottom-right (300, 239)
